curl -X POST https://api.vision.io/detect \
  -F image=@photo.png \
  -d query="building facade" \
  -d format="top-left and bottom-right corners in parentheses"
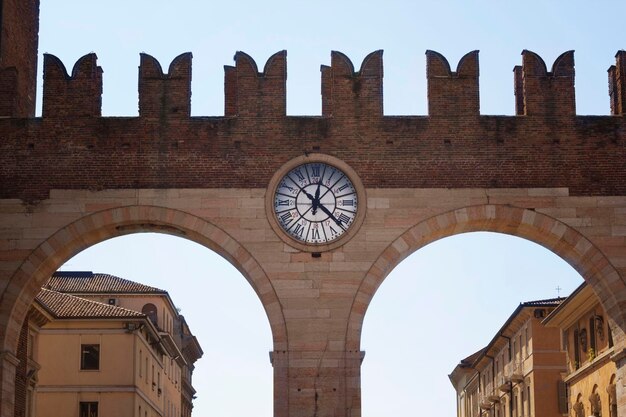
top-left (450, 299), bottom-right (566, 417)
top-left (544, 283), bottom-right (617, 417)
top-left (14, 272), bottom-right (202, 417)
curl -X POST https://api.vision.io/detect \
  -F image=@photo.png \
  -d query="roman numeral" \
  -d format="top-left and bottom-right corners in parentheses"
top-left (311, 228), bottom-right (321, 240)
top-left (341, 199), bottom-right (354, 207)
top-left (280, 212), bottom-right (293, 223)
top-left (337, 213), bottom-right (351, 225)
top-left (293, 223), bottom-right (305, 237)
top-left (294, 169), bottom-right (305, 182)
top-left (280, 182), bottom-right (297, 195)
top-left (311, 164), bottom-right (321, 177)
top-left (277, 199), bottom-right (291, 206)
top-left (329, 225), bottom-right (339, 236)
top-left (337, 183), bottom-right (350, 192)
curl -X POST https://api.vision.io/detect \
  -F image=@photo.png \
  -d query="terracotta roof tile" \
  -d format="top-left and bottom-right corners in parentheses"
top-left (46, 271), bottom-right (165, 294)
top-left (36, 288), bottom-right (145, 319)
top-left (521, 297), bottom-right (566, 306)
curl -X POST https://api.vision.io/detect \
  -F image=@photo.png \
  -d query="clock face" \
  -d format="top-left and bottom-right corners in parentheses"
top-left (273, 162), bottom-right (358, 245)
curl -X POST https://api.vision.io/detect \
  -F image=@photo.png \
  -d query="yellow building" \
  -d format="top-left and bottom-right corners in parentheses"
top-left (450, 298), bottom-right (566, 417)
top-left (543, 283), bottom-right (617, 417)
top-left (16, 271), bottom-right (202, 417)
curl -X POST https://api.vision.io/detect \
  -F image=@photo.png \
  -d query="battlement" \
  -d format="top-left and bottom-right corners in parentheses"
top-left (2, 49), bottom-right (626, 202)
top-left (29, 49), bottom-right (626, 119)
top-left (609, 51), bottom-right (626, 115)
top-left (139, 52), bottom-right (192, 118)
top-left (426, 50), bottom-right (479, 116)
top-left (513, 50), bottom-right (576, 116)
top-left (42, 53), bottom-right (103, 118)
top-left (321, 50), bottom-right (383, 118)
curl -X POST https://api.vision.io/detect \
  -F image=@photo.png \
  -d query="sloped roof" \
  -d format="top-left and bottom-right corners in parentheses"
top-left (455, 296), bottom-right (566, 370)
top-left (521, 297), bottom-right (565, 307)
top-left (45, 271), bottom-right (166, 294)
top-left (542, 282), bottom-right (592, 327)
top-left (460, 348), bottom-right (486, 368)
top-left (36, 288), bottom-right (145, 319)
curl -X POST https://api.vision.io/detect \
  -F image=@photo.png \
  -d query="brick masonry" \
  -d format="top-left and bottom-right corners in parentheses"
top-left (1, 2), bottom-right (626, 417)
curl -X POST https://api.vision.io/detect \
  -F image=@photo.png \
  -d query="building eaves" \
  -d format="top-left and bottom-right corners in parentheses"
top-left (542, 282), bottom-right (587, 325)
top-left (45, 271), bottom-right (166, 294)
top-left (461, 347), bottom-right (486, 368)
top-left (182, 335), bottom-right (204, 364)
top-left (521, 297), bottom-right (567, 307)
top-left (36, 288), bottom-right (145, 319)
top-left (468, 296), bottom-right (565, 367)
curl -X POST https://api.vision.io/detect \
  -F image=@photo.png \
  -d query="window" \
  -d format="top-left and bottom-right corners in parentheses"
top-left (573, 329), bottom-right (580, 369)
top-left (28, 333), bottom-right (35, 359)
top-left (80, 344), bottom-right (100, 370)
top-left (142, 303), bottom-right (158, 327)
top-left (79, 402), bottom-right (98, 417)
top-left (589, 316), bottom-right (597, 355)
top-left (139, 350), bottom-right (143, 377)
top-left (512, 340), bottom-right (517, 362)
top-left (525, 327), bottom-right (529, 354)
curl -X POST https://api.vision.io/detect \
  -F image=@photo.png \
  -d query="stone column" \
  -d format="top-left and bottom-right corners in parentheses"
top-left (0, 350), bottom-right (20, 417)
top-left (612, 347), bottom-right (626, 417)
top-left (271, 350), bottom-right (289, 417)
top-left (273, 347), bottom-right (365, 417)
top-left (344, 350), bottom-right (365, 417)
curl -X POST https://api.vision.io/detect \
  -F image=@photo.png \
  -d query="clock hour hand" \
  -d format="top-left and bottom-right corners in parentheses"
top-left (317, 203), bottom-right (345, 229)
top-left (303, 189), bottom-right (316, 202)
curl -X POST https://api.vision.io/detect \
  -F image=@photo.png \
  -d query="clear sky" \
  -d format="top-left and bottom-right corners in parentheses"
top-left (40, 1), bottom-right (625, 416)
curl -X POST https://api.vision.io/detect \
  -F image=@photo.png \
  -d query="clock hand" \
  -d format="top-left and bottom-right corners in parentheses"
top-left (312, 181), bottom-right (322, 215)
top-left (303, 189), bottom-right (316, 201)
top-left (317, 203), bottom-right (345, 230)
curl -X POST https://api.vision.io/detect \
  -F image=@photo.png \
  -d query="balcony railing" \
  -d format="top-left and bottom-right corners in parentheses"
top-left (507, 360), bottom-right (525, 383)
top-left (479, 384), bottom-right (501, 409)
top-left (478, 392), bottom-right (492, 410)
top-left (497, 374), bottom-right (511, 392)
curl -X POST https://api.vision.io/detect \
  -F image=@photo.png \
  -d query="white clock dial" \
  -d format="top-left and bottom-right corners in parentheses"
top-left (273, 162), bottom-right (358, 245)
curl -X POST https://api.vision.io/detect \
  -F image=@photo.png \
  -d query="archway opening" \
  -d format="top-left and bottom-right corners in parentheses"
top-left (31, 232), bottom-right (274, 417)
top-left (361, 231), bottom-right (584, 417)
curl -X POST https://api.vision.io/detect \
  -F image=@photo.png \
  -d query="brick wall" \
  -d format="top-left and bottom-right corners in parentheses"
top-left (0, 0), bottom-right (39, 117)
top-left (1, 50), bottom-right (625, 202)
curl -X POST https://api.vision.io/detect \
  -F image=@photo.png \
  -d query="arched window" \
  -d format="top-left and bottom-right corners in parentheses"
top-left (573, 394), bottom-right (585, 417)
top-left (607, 375), bottom-right (617, 417)
top-left (589, 384), bottom-right (601, 417)
top-left (142, 303), bottom-right (158, 327)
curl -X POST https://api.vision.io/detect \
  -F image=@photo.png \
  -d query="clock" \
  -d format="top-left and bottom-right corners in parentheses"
top-left (267, 155), bottom-right (365, 251)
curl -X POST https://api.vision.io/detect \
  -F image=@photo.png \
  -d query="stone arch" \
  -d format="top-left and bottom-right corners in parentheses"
top-left (0, 205), bottom-right (287, 354)
top-left (346, 204), bottom-right (625, 351)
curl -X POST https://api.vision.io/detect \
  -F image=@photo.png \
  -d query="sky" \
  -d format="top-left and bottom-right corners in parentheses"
top-left (38, 1), bottom-right (626, 416)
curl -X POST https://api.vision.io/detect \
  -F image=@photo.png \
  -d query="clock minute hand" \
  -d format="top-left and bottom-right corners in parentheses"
top-left (318, 204), bottom-right (344, 229)
top-left (312, 181), bottom-right (322, 214)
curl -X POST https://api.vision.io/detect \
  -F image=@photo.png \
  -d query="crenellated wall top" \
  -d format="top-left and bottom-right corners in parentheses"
top-left (33, 50), bottom-right (626, 119)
